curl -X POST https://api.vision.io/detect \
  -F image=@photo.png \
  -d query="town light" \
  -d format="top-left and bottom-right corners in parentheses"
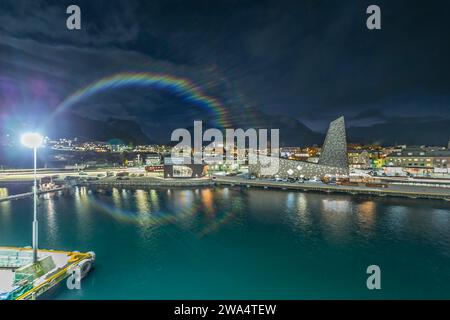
top-left (21, 132), bottom-right (44, 149)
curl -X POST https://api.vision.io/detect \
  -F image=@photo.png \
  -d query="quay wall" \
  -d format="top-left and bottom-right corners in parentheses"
top-left (214, 177), bottom-right (450, 201)
top-left (78, 177), bottom-right (214, 188)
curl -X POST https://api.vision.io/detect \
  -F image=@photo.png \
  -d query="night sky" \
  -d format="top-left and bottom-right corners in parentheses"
top-left (1, 0), bottom-right (449, 144)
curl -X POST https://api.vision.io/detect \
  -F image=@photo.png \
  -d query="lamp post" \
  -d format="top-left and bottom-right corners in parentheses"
top-left (21, 132), bottom-right (44, 263)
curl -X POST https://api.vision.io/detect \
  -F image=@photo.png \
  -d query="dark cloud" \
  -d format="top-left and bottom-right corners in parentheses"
top-left (0, 0), bottom-right (140, 46)
top-left (350, 109), bottom-right (386, 121)
top-left (0, 0), bottom-right (449, 138)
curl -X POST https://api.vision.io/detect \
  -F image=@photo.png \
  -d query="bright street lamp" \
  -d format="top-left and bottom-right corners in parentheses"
top-left (21, 132), bottom-right (43, 263)
top-left (20, 132), bottom-right (44, 149)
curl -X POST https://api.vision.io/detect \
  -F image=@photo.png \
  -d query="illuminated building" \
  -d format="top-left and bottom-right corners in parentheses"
top-left (163, 157), bottom-right (208, 179)
top-left (249, 116), bottom-right (349, 179)
top-left (385, 148), bottom-right (450, 175)
top-left (348, 150), bottom-right (371, 169)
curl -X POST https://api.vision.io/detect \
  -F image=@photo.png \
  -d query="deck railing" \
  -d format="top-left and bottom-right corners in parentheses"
top-left (0, 250), bottom-right (33, 268)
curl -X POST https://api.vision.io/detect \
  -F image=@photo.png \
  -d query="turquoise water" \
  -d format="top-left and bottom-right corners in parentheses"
top-left (0, 184), bottom-right (449, 299)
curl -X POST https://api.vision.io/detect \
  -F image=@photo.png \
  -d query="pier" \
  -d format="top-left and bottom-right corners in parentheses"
top-left (0, 186), bottom-right (69, 203)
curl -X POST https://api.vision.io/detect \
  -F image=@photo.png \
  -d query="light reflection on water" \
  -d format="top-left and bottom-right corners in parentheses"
top-left (319, 198), bottom-right (353, 243)
top-left (149, 189), bottom-right (160, 211)
top-left (135, 190), bottom-right (150, 214)
top-left (356, 201), bottom-right (376, 228)
top-left (0, 188), bottom-right (11, 216)
top-left (112, 187), bottom-right (122, 209)
top-left (201, 189), bottom-right (214, 216)
top-left (0, 184), bottom-right (450, 299)
top-left (73, 186), bottom-right (94, 243)
top-left (44, 196), bottom-right (58, 243)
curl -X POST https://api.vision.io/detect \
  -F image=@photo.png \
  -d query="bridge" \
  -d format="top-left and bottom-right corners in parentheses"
top-left (0, 186), bottom-right (69, 203)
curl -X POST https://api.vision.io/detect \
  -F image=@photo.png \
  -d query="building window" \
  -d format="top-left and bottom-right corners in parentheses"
top-left (173, 165), bottom-right (193, 178)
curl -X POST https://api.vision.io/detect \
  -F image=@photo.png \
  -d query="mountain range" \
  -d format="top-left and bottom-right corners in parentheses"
top-left (43, 112), bottom-right (450, 147)
top-left (2, 111), bottom-right (448, 147)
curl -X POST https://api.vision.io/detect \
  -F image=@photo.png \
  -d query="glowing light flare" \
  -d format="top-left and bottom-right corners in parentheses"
top-left (20, 132), bottom-right (43, 149)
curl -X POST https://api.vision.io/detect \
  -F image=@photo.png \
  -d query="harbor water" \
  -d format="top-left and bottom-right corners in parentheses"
top-left (0, 184), bottom-right (449, 299)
